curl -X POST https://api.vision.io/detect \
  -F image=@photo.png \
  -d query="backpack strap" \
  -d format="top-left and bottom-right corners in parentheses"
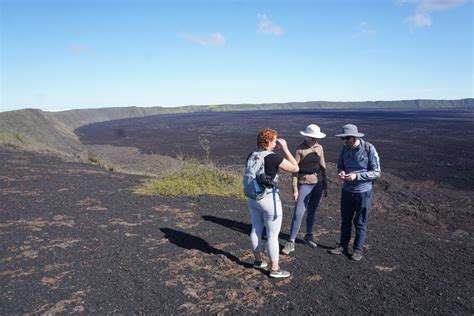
top-left (363, 140), bottom-right (372, 166)
top-left (260, 150), bottom-right (273, 159)
top-left (272, 186), bottom-right (277, 220)
top-left (363, 140), bottom-right (377, 185)
top-left (246, 150), bottom-right (272, 161)
top-left (245, 152), bottom-right (253, 162)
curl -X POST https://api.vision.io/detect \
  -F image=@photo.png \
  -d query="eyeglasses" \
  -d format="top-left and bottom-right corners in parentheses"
top-left (340, 136), bottom-right (352, 141)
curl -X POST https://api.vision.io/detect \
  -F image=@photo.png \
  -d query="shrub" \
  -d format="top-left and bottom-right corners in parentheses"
top-left (14, 133), bottom-right (24, 143)
top-left (199, 136), bottom-right (211, 163)
top-left (134, 160), bottom-right (243, 198)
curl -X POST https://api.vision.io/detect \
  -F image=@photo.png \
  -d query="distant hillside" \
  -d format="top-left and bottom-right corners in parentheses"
top-left (54, 106), bottom-right (204, 130)
top-left (211, 98), bottom-right (474, 112)
top-left (0, 98), bottom-right (472, 154)
top-left (0, 109), bottom-right (83, 153)
top-left (0, 106), bottom-right (209, 153)
top-left (44, 98), bottom-right (474, 129)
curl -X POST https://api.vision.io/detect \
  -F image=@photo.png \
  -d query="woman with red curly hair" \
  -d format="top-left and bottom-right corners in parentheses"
top-left (246, 128), bottom-right (299, 278)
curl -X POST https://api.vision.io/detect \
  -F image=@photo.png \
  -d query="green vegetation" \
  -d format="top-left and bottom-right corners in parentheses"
top-left (133, 135), bottom-right (238, 198)
top-left (82, 152), bottom-right (113, 171)
top-left (134, 160), bottom-right (243, 198)
top-left (0, 109), bottom-right (81, 154)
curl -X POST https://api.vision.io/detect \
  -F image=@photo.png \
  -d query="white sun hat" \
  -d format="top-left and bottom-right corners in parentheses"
top-left (300, 124), bottom-right (326, 139)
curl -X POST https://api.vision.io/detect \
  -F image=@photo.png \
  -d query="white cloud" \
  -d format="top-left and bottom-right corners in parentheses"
top-left (417, 0), bottom-right (466, 12)
top-left (405, 13), bottom-right (433, 27)
top-left (353, 21), bottom-right (376, 38)
top-left (400, 0), bottom-right (467, 27)
top-left (397, 0), bottom-right (466, 10)
top-left (258, 14), bottom-right (284, 36)
top-left (179, 32), bottom-right (226, 47)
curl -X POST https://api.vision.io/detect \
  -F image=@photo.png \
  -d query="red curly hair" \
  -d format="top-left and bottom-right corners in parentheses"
top-left (257, 128), bottom-right (277, 150)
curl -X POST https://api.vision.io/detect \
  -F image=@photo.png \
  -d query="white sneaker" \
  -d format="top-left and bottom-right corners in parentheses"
top-left (304, 234), bottom-right (318, 248)
top-left (269, 269), bottom-right (291, 278)
top-left (282, 241), bottom-right (295, 255)
top-left (253, 260), bottom-right (268, 269)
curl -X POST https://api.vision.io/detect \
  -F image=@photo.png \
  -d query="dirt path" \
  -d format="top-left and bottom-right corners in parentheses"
top-left (1, 147), bottom-right (473, 314)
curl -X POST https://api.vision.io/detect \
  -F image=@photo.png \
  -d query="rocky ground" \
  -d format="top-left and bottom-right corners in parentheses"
top-left (1, 147), bottom-right (473, 314)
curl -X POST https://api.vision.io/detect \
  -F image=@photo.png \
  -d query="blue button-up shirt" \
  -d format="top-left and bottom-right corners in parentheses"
top-left (337, 139), bottom-right (381, 193)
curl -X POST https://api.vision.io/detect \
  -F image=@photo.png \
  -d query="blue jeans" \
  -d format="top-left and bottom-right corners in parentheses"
top-left (340, 189), bottom-right (372, 254)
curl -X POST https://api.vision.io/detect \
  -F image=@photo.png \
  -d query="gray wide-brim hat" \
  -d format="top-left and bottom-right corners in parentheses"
top-left (335, 124), bottom-right (364, 137)
top-left (300, 124), bottom-right (326, 139)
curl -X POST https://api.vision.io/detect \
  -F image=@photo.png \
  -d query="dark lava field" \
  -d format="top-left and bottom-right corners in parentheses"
top-left (77, 108), bottom-right (474, 191)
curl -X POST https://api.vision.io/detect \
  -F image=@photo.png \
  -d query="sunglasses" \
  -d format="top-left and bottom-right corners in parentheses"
top-left (340, 136), bottom-right (353, 141)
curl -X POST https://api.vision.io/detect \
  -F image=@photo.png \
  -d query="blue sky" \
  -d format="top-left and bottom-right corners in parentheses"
top-left (1, 0), bottom-right (473, 112)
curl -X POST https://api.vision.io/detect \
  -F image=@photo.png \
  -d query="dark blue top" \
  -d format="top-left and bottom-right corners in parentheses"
top-left (336, 139), bottom-right (381, 193)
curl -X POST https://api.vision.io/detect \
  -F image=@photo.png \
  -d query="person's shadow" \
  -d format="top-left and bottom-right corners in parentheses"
top-left (201, 215), bottom-right (291, 242)
top-left (160, 228), bottom-right (253, 269)
top-left (201, 215), bottom-right (251, 235)
top-left (201, 215), bottom-right (333, 249)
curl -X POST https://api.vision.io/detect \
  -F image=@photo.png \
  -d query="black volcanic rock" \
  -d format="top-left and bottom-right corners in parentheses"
top-left (1, 147), bottom-right (473, 314)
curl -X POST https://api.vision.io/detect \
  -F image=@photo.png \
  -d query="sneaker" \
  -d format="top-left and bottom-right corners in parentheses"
top-left (281, 241), bottom-right (295, 255)
top-left (329, 246), bottom-right (346, 255)
top-left (304, 234), bottom-right (318, 248)
top-left (351, 252), bottom-right (363, 262)
top-left (269, 269), bottom-right (291, 278)
top-left (253, 260), bottom-right (268, 269)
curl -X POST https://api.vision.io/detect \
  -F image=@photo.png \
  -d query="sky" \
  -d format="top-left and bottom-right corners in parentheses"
top-left (1, 0), bottom-right (473, 112)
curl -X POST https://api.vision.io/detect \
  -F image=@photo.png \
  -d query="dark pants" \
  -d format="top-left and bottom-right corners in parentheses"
top-left (340, 189), bottom-right (372, 254)
top-left (306, 181), bottom-right (323, 235)
top-left (289, 182), bottom-right (323, 240)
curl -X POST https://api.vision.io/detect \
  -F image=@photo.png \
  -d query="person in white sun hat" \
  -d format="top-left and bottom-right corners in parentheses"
top-left (282, 124), bottom-right (328, 256)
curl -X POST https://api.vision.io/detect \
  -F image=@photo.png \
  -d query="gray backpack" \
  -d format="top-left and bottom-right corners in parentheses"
top-left (243, 150), bottom-right (273, 200)
top-left (243, 150), bottom-right (280, 220)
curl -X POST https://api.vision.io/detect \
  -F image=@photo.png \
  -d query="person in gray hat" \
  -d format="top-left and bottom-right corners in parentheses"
top-left (329, 124), bottom-right (381, 261)
top-left (282, 124), bottom-right (328, 255)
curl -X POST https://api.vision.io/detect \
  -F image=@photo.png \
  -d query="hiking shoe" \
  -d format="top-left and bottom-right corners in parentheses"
top-left (253, 260), bottom-right (268, 269)
top-left (351, 252), bottom-right (363, 262)
top-left (304, 234), bottom-right (318, 248)
top-left (281, 241), bottom-right (295, 255)
top-left (269, 269), bottom-right (291, 278)
top-left (329, 246), bottom-right (346, 255)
